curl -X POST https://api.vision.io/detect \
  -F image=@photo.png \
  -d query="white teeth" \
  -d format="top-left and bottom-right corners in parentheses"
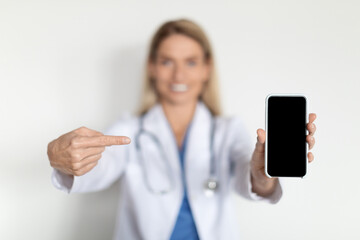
top-left (170, 84), bottom-right (188, 92)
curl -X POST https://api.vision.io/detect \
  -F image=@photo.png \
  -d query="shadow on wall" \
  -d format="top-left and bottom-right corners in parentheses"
top-left (67, 45), bottom-right (146, 239)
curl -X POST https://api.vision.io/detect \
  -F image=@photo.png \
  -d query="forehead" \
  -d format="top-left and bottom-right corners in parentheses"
top-left (157, 34), bottom-right (204, 59)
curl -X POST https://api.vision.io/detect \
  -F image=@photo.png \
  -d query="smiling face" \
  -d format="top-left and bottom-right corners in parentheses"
top-left (149, 34), bottom-right (211, 106)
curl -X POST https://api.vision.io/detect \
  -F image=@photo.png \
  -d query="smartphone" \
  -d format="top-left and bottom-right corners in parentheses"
top-left (265, 94), bottom-right (308, 178)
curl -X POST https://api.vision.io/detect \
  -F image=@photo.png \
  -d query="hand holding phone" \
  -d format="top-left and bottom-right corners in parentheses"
top-left (265, 94), bottom-right (308, 178)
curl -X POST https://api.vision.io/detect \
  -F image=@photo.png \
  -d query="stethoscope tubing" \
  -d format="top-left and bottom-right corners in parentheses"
top-left (135, 113), bottom-right (218, 195)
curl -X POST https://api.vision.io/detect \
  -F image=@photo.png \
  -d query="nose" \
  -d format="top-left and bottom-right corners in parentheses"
top-left (173, 64), bottom-right (185, 82)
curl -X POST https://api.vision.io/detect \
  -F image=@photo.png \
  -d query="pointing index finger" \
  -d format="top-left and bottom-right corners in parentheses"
top-left (88, 135), bottom-right (131, 147)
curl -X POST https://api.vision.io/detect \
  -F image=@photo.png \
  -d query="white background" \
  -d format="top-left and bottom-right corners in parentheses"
top-left (1, 0), bottom-right (359, 239)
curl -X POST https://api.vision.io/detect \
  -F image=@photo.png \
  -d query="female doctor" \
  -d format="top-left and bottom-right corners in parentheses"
top-left (47, 19), bottom-right (317, 240)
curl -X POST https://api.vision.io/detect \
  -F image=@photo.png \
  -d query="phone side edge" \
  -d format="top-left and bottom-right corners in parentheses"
top-left (265, 94), bottom-right (273, 178)
top-left (302, 94), bottom-right (309, 179)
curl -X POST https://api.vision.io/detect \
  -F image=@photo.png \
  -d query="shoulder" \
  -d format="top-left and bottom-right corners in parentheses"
top-left (215, 115), bottom-right (249, 133)
top-left (215, 115), bottom-right (252, 146)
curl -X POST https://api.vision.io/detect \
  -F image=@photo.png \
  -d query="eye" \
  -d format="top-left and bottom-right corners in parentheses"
top-left (161, 59), bottom-right (172, 66)
top-left (187, 60), bottom-right (196, 67)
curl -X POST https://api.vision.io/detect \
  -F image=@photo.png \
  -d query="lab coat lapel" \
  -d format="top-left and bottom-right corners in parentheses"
top-left (141, 103), bottom-right (183, 187)
top-left (185, 101), bottom-right (213, 194)
top-left (140, 101), bottom-right (215, 238)
top-left (141, 101), bottom-right (211, 190)
top-left (140, 103), bottom-right (184, 205)
top-left (184, 102), bottom-right (218, 238)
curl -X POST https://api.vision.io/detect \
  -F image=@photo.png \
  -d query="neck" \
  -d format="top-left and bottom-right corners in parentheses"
top-left (160, 99), bottom-right (198, 147)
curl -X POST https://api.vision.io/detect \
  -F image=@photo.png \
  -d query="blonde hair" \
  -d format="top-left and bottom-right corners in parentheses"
top-left (137, 18), bottom-right (222, 116)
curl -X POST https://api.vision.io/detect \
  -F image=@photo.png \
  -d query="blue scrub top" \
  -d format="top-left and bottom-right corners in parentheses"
top-left (169, 125), bottom-right (200, 240)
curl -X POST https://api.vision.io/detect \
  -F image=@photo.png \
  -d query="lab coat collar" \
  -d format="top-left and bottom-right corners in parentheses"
top-left (142, 100), bottom-right (213, 148)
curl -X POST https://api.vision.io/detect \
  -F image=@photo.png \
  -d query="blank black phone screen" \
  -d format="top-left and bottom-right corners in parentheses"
top-left (267, 96), bottom-right (307, 177)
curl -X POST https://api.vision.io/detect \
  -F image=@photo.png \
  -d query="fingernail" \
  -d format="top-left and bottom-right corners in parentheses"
top-left (124, 138), bottom-right (131, 144)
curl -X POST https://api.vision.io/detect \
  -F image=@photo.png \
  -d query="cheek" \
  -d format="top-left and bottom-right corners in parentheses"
top-left (193, 81), bottom-right (206, 94)
top-left (153, 77), bottom-right (169, 94)
top-left (189, 69), bottom-right (207, 86)
top-left (192, 66), bottom-right (208, 80)
top-left (154, 67), bottom-right (172, 82)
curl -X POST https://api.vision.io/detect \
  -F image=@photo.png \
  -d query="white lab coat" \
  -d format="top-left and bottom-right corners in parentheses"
top-left (52, 101), bottom-right (283, 240)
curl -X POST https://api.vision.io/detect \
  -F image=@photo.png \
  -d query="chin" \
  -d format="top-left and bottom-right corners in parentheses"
top-left (161, 94), bottom-right (198, 106)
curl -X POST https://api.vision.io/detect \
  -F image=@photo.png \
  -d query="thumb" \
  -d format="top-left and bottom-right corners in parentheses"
top-left (257, 128), bottom-right (266, 144)
top-left (255, 128), bottom-right (266, 153)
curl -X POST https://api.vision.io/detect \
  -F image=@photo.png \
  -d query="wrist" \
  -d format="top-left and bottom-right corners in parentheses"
top-left (251, 170), bottom-right (278, 196)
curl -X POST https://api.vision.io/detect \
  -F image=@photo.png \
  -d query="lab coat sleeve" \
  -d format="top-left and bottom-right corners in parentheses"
top-left (51, 115), bottom-right (133, 194)
top-left (229, 117), bottom-right (283, 204)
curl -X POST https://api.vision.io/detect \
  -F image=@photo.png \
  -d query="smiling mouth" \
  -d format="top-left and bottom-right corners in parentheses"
top-left (170, 83), bottom-right (188, 92)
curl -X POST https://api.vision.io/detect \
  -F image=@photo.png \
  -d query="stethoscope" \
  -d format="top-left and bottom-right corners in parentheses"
top-left (135, 114), bottom-right (219, 197)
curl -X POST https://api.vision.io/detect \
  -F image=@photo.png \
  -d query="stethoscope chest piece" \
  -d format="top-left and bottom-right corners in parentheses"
top-left (204, 178), bottom-right (219, 197)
